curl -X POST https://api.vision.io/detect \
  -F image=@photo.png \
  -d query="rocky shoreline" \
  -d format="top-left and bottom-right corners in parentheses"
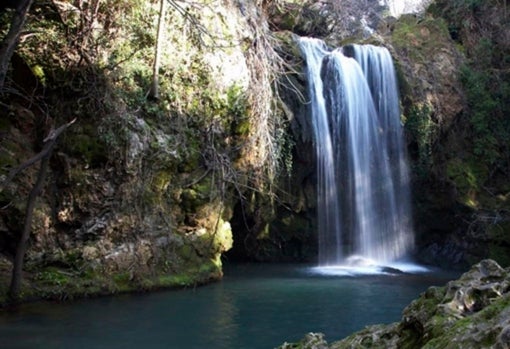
top-left (278, 259), bottom-right (510, 349)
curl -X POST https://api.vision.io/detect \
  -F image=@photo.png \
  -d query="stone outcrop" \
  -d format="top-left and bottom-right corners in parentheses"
top-left (0, 0), bottom-right (285, 301)
top-left (385, 1), bottom-right (510, 269)
top-left (278, 259), bottom-right (510, 349)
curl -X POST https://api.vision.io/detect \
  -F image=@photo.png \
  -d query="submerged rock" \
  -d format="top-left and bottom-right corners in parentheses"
top-left (277, 260), bottom-right (510, 349)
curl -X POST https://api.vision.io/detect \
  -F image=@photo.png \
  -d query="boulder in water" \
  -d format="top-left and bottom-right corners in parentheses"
top-left (380, 266), bottom-right (405, 274)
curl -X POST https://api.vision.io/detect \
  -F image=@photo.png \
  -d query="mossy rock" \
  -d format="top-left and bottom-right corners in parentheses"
top-left (177, 244), bottom-right (199, 264)
top-left (152, 170), bottom-right (174, 194)
top-left (178, 138), bottom-right (201, 173)
top-left (446, 157), bottom-right (488, 207)
top-left (191, 179), bottom-right (213, 198)
top-left (181, 188), bottom-right (204, 213)
top-left (233, 117), bottom-right (251, 136)
top-left (64, 125), bottom-right (107, 167)
top-left (391, 15), bottom-right (450, 57)
top-left (180, 177), bottom-right (219, 213)
top-left (112, 272), bottom-right (132, 292)
top-left (158, 258), bottom-right (222, 288)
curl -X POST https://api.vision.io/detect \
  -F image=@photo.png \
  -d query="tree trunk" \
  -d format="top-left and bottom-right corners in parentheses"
top-left (6, 119), bottom-right (76, 302)
top-left (8, 145), bottom-right (52, 301)
top-left (0, 0), bottom-right (34, 91)
top-left (149, 0), bottom-right (167, 100)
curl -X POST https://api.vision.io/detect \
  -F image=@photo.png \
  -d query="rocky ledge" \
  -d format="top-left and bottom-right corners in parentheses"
top-left (278, 259), bottom-right (510, 349)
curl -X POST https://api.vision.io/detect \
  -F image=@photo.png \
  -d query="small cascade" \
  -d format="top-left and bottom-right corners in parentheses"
top-left (299, 38), bottom-right (414, 267)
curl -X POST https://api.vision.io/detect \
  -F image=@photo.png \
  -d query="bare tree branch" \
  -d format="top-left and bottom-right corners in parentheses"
top-left (1, 118), bottom-right (77, 193)
top-left (6, 117), bottom-right (76, 301)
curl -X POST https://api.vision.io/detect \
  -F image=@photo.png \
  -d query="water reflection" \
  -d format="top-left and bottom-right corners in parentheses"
top-left (206, 284), bottom-right (239, 347)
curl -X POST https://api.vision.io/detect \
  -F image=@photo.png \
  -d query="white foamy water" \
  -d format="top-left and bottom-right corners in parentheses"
top-left (309, 257), bottom-right (429, 277)
top-left (385, 0), bottom-right (432, 17)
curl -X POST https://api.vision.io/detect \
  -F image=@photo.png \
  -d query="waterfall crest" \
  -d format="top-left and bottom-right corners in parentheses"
top-left (300, 38), bottom-right (414, 266)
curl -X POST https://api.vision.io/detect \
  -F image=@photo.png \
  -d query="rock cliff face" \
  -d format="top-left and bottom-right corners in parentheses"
top-left (0, 0), bottom-right (298, 300)
top-left (278, 259), bottom-right (510, 349)
top-left (388, 0), bottom-right (510, 269)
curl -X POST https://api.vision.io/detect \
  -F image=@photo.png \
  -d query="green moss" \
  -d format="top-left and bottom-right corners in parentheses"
top-left (405, 103), bottom-right (435, 177)
top-left (112, 272), bottom-right (132, 292)
top-left (64, 125), bottom-right (108, 167)
top-left (178, 132), bottom-right (201, 173)
top-left (181, 188), bottom-right (201, 212)
top-left (152, 170), bottom-right (173, 193)
top-left (177, 244), bottom-right (197, 262)
top-left (159, 274), bottom-right (195, 287)
top-left (234, 118), bottom-right (251, 136)
top-left (35, 267), bottom-right (70, 287)
top-left (158, 258), bottom-right (222, 287)
top-left (446, 158), bottom-right (489, 207)
top-left (479, 293), bottom-right (510, 320)
top-left (0, 254), bottom-right (225, 306)
top-left (398, 286), bottom-right (447, 348)
top-left (192, 179), bottom-right (213, 198)
top-left (394, 62), bottom-right (412, 105)
top-left (422, 295), bottom-right (510, 348)
top-left (392, 15), bottom-right (450, 57)
top-left (31, 65), bottom-right (46, 86)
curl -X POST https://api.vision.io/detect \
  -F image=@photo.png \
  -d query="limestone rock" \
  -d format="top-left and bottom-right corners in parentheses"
top-left (279, 333), bottom-right (329, 349)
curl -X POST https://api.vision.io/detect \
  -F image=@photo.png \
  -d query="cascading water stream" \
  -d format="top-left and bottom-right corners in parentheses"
top-left (300, 38), bottom-right (414, 267)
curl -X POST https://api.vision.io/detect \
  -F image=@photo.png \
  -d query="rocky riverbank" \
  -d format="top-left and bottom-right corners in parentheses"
top-left (278, 259), bottom-right (510, 349)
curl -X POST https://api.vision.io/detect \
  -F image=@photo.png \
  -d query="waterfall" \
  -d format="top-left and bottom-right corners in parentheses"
top-left (383, 0), bottom-right (432, 17)
top-left (300, 38), bottom-right (414, 266)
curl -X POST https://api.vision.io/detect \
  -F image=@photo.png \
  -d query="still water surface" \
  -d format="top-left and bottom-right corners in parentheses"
top-left (0, 263), bottom-right (459, 349)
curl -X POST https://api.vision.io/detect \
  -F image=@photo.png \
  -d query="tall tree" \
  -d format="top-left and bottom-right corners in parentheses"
top-left (149, 0), bottom-right (167, 100)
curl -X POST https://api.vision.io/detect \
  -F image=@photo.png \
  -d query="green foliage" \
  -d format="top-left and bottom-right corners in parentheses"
top-left (433, 0), bottom-right (510, 205)
top-left (35, 268), bottom-right (70, 287)
top-left (405, 103), bottom-right (435, 177)
top-left (391, 15), bottom-right (450, 61)
top-left (460, 59), bottom-right (509, 169)
top-left (112, 272), bottom-right (132, 292)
